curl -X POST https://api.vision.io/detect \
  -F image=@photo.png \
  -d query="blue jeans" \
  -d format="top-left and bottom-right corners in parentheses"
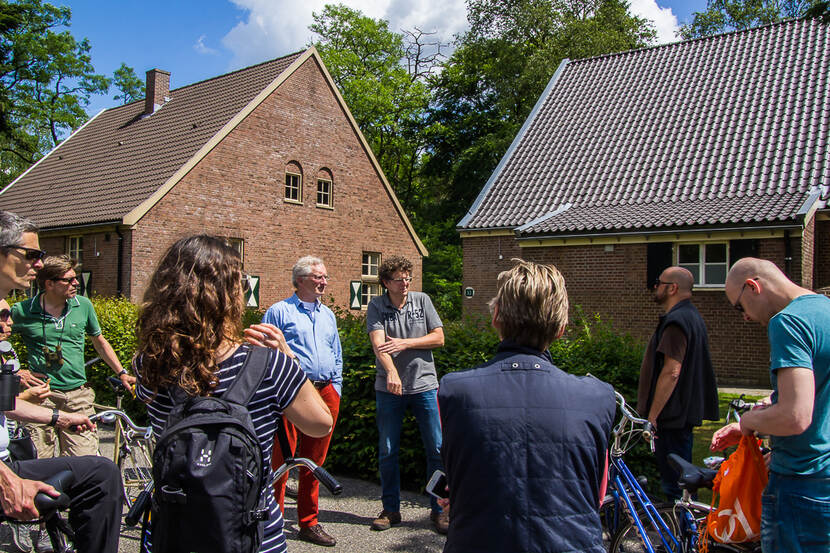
top-left (654, 425), bottom-right (693, 500)
top-left (761, 472), bottom-right (830, 553)
top-left (376, 389), bottom-right (443, 513)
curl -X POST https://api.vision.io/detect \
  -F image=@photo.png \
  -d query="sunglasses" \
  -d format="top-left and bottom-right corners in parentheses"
top-left (0, 309), bottom-right (10, 321)
top-left (2, 245), bottom-right (47, 261)
top-left (653, 278), bottom-right (675, 288)
top-left (732, 279), bottom-right (756, 313)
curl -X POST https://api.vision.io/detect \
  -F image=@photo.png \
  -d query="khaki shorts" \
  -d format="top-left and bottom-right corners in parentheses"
top-left (26, 385), bottom-right (98, 458)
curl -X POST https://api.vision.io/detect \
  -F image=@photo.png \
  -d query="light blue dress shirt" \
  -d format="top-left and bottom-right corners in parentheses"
top-left (262, 294), bottom-right (343, 396)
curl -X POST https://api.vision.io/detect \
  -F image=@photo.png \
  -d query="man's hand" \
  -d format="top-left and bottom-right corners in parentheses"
top-left (18, 380), bottom-right (50, 403)
top-left (17, 370), bottom-right (47, 389)
top-left (244, 323), bottom-right (296, 359)
top-left (0, 467), bottom-right (58, 521)
top-left (56, 412), bottom-right (95, 433)
top-left (377, 337), bottom-right (409, 356)
top-left (119, 373), bottom-right (136, 390)
top-left (386, 369), bottom-right (402, 396)
top-left (710, 422), bottom-right (742, 451)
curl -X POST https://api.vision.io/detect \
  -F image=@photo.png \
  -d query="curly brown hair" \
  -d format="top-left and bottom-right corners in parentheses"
top-left (136, 235), bottom-right (245, 397)
top-left (378, 255), bottom-right (413, 284)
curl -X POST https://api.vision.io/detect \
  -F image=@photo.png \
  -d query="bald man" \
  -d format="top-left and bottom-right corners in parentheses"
top-left (637, 266), bottom-right (719, 499)
top-left (711, 258), bottom-right (830, 553)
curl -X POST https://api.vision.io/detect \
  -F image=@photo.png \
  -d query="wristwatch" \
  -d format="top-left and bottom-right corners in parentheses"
top-left (48, 408), bottom-right (60, 427)
top-left (118, 369), bottom-right (128, 377)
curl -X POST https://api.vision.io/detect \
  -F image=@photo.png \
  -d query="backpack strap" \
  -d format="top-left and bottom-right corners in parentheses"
top-left (221, 345), bottom-right (272, 406)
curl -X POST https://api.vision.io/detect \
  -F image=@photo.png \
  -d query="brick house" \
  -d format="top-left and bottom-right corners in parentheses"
top-left (0, 47), bottom-right (426, 310)
top-left (459, 19), bottom-right (829, 386)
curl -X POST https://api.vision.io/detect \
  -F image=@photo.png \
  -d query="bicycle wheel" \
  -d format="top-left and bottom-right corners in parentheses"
top-left (609, 503), bottom-right (681, 553)
top-left (118, 438), bottom-right (153, 507)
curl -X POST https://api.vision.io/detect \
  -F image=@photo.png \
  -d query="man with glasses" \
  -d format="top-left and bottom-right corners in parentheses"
top-left (0, 210), bottom-right (123, 553)
top-left (260, 256), bottom-right (342, 547)
top-left (12, 255), bottom-right (134, 458)
top-left (636, 266), bottom-right (718, 499)
top-left (366, 255), bottom-right (447, 534)
top-left (711, 257), bottom-right (830, 553)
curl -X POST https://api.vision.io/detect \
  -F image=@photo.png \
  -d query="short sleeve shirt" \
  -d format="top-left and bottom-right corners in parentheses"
top-left (11, 293), bottom-right (102, 390)
top-left (366, 291), bottom-right (443, 394)
top-left (766, 294), bottom-right (830, 476)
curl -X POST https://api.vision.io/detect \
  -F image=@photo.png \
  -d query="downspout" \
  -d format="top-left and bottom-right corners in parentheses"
top-left (784, 230), bottom-right (792, 277)
top-left (116, 227), bottom-right (124, 297)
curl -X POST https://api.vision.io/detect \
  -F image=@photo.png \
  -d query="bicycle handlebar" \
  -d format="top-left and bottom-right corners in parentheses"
top-left (272, 458), bottom-right (343, 496)
top-left (613, 391), bottom-right (655, 452)
top-left (90, 409), bottom-right (153, 441)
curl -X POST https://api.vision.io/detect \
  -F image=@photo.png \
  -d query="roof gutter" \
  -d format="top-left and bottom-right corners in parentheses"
top-left (38, 220), bottom-right (122, 233)
top-left (457, 58), bottom-right (571, 229)
top-left (515, 222), bottom-right (804, 242)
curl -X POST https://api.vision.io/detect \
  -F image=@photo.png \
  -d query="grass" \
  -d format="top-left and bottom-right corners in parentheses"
top-left (690, 392), bottom-right (765, 502)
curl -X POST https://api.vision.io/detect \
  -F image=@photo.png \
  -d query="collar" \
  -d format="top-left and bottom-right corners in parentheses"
top-left (380, 291), bottom-right (411, 311)
top-left (661, 298), bottom-right (692, 320)
top-left (290, 293), bottom-right (320, 312)
top-left (29, 292), bottom-right (80, 315)
top-left (494, 339), bottom-right (553, 363)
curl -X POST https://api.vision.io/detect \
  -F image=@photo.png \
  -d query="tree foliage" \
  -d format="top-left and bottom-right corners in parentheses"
top-left (0, 0), bottom-right (109, 185)
top-left (680, 0), bottom-right (817, 38)
top-left (112, 62), bottom-right (143, 105)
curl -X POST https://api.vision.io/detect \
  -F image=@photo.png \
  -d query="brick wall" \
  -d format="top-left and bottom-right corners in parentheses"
top-left (815, 219), bottom-right (830, 289)
top-left (130, 56), bottom-right (422, 309)
top-left (461, 235), bottom-right (809, 387)
top-left (37, 230), bottom-right (125, 296)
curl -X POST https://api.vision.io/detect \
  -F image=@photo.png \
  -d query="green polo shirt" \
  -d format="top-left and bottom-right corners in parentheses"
top-left (11, 293), bottom-right (101, 391)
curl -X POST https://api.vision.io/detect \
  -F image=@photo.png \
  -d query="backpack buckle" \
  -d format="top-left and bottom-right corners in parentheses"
top-left (246, 508), bottom-right (269, 524)
top-left (160, 485), bottom-right (187, 504)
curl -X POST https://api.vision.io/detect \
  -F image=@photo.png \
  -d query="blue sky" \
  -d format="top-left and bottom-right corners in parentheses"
top-left (59, 0), bottom-right (708, 116)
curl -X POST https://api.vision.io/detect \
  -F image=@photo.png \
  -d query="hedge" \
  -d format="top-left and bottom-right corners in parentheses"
top-left (7, 296), bottom-right (658, 493)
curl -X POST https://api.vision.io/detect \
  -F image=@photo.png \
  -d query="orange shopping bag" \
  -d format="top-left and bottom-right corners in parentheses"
top-left (703, 434), bottom-right (768, 547)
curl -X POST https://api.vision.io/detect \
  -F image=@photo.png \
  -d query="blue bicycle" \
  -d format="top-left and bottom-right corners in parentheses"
top-left (602, 392), bottom-right (760, 553)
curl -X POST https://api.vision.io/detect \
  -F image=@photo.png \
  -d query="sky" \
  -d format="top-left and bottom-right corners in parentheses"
top-left (59, 0), bottom-right (707, 116)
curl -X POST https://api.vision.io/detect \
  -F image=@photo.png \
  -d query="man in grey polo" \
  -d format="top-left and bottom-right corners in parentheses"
top-left (366, 255), bottom-right (447, 534)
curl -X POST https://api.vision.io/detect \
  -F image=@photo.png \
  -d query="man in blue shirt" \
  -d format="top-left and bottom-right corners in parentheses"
top-left (712, 257), bottom-right (830, 553)
top-left (262, 256), bottom-right (342, 547)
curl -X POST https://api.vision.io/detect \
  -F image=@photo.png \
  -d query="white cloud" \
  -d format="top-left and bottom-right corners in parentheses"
top-left (222, 0), bottom-right (468, 69)
top-left (194, 34), bottom-right (218, 55)
top-left (630, 0), bottom-right (681, 45)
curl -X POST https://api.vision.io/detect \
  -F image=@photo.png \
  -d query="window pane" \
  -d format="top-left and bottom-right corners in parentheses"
top-left (285, 173), bottom-right (300, 201)
top-left (680, 264), bottom-right (699, 284)
top-left (678, 244), bottom-right (699, 264)
top-left (362, 252), bottom-right (380, 277)
top-left (705, 264), bottom-right (727, 285)
top-left (361, 282), bottom-right (381, 306)
top-left (705, 244), bottom-right (727, 263)
top-left (317, 179), bottom-right (332, 206)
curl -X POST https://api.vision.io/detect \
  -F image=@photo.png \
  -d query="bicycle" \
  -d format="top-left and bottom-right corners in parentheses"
top-left (604, 392), bottom-right (761, 553)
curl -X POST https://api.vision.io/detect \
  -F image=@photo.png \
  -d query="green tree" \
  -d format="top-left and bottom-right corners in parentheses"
top-left (0, 0), bottom-right (110, 185)
top-left (112, 62), bottom-right (143, 105)
top-left (680, 0), bottom-right (816, 38)
top-left (309, 3), bottom-right (441, 213)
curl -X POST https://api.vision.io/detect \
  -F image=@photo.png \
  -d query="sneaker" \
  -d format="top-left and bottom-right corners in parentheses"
top-left (370, 510), bottom-right (402, 531)
top-left (285, 478), bottom-right (299, 499)
top-left (8, 523), bottom-right (33, 553)
top-left (297, 524), bottom-right (336, 547)
top-left (33, 530), bottom-right (53, 553)
top-left (430, 510), bottom-right (449, 534)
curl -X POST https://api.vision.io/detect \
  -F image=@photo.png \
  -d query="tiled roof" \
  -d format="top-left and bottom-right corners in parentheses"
top-left (459, 18), bottom-right (830, 235)
top-left (0, 51), bottom-right (303, 229)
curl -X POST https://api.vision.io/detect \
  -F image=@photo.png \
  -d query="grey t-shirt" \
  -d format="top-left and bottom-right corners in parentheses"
top-left (366, 291), bottom-right (443, 394)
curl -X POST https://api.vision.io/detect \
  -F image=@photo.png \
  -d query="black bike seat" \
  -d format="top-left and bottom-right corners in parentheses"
top-left (1, 469), bottom-right (72, 522)
top-left (668, 454), bottom-right (718, 494)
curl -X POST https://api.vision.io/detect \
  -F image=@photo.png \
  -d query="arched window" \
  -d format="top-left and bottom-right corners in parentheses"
top-left (284, 161), bottom-right (303, 203)
top-left (316, 168), bottom-right (333, 208)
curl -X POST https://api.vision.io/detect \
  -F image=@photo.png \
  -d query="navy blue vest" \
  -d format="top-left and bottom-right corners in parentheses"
top-left (438, 342), bottom-right (616, 553)
top-left (648, 299), bottom-right (719, 429)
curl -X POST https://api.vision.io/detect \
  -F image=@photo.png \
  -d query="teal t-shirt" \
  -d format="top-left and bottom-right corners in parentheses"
top-left (11, 293), bottom-right (102, 390)
top-left (767, 294), bottom-right (830, 476)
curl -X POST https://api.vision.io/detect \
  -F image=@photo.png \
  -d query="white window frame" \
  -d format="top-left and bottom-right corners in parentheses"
top-left (316, 178), bottom-right (333, 208)
top-left (67, 236), bottom-right (83, 266)
top-left (361, 282), bottom-right (382, 307)
top-left (360, 252), bottom-right (382, 308)
top-left (676, 242), bottom-right (729, 287)
top-left (285, 172), bottom-right (302, 203)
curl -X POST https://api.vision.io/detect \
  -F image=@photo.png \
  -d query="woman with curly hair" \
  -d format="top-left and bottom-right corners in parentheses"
top-left (135, 235), bottom-right (332, 553)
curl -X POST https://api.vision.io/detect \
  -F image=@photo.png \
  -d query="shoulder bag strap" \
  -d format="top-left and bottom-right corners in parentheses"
top-left (222, 346), bottom-right (272, 406)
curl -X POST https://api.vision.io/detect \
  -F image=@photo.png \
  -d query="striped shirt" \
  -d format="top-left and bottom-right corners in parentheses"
top-left (135, 344), bottom-right (307, 553)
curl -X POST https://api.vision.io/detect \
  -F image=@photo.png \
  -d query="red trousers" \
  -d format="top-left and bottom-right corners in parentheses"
top-left (272, 382), bottom-right (340, 528)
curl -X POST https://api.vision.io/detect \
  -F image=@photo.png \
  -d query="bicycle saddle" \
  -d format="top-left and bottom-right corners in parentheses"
top-left (0, 469), bottom-right (73, 522)
top-left (668, 454), bottom-right (718, 494)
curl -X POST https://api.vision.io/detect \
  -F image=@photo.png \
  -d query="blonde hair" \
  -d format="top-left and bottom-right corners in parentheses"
top-left (488, 259), bottom-right (569, 351)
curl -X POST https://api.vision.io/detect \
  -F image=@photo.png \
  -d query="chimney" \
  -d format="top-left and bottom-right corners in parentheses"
top-left (144, 68), bottom-right (171, 115)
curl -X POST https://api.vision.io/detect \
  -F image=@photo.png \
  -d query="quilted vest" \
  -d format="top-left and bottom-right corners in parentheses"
top-left (438, 342), bottom-right (616, 553)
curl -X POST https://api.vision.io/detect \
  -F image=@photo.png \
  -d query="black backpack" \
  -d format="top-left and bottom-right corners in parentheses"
top-left (151, 346), bottom-right (272, 553)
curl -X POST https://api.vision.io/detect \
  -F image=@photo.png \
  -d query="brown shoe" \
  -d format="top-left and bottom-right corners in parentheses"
top-left (297, 524), bottom-right (336, 547)
top-left (430, 510), bottom-right (449, 534)
top-left (371, 510), bottom-right (402, 531)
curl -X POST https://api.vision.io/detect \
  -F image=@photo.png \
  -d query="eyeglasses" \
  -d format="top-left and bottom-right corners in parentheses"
top-left (0, 309), bottom-right (10, 321)
top-left (51, 276), bottom-right (79, 284)
top-left (732, 279), bottom-right (756, 313)
top-left (389, 277), bottom-right (413, 284)
top-left (2, 245), bottom-right (46, 261)
top-left (307, 274), bottom-right (332, 282)
top-left (653, 278), bottom-right (675, 288)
